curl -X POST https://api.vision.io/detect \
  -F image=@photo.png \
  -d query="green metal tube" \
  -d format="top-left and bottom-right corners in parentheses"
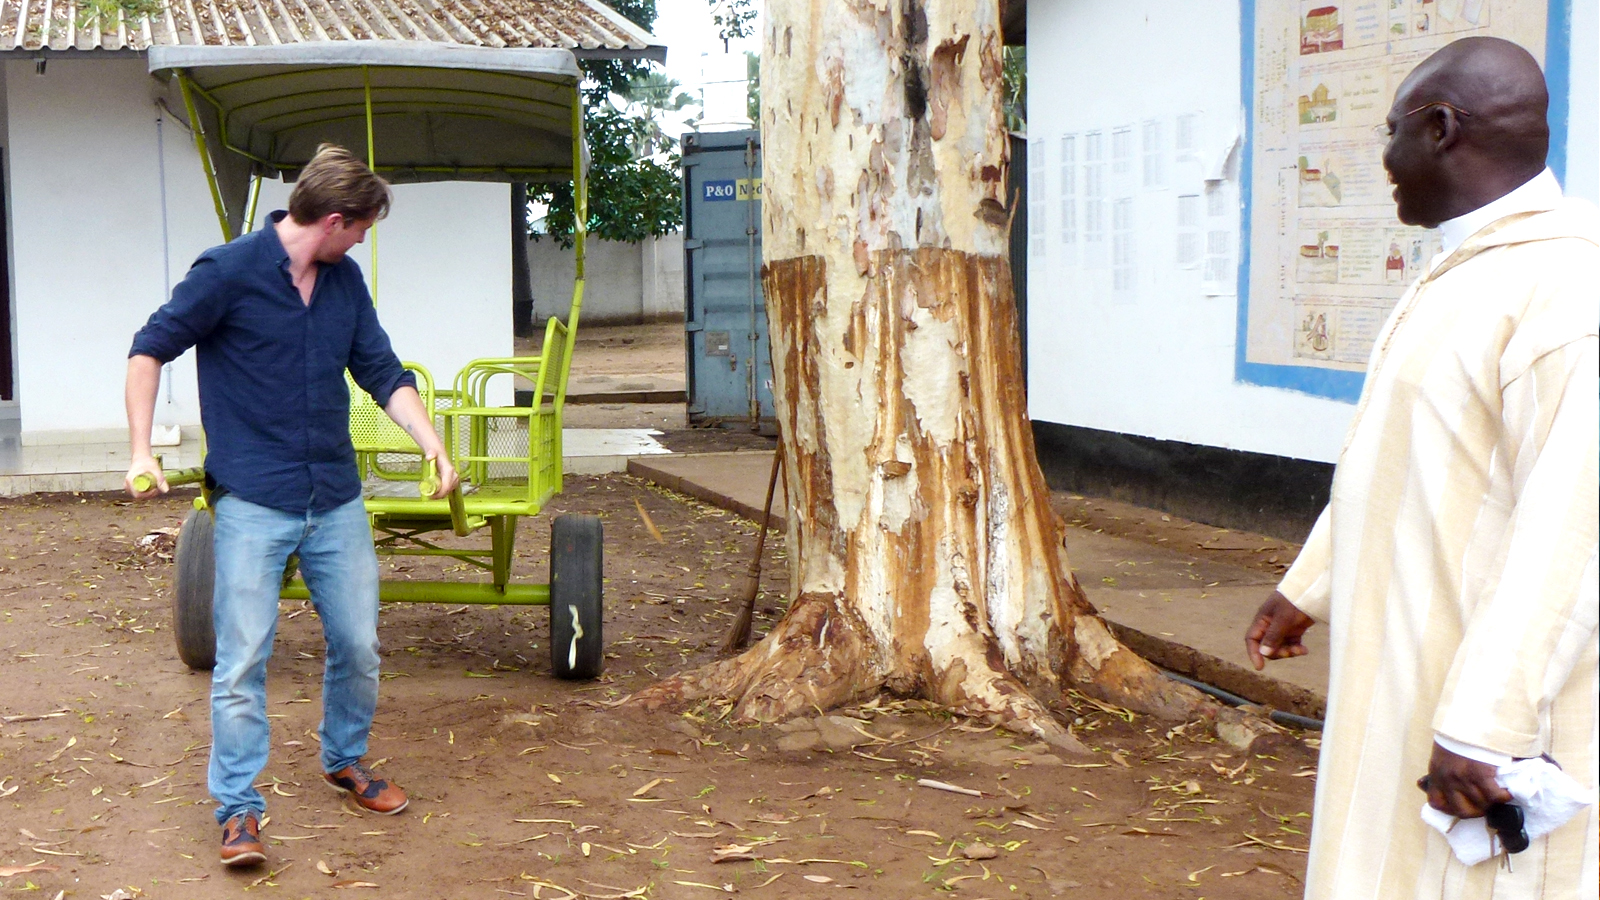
top-left (363, 65), bottom-right (379, 306)
top-left (282, 580), bottom-right (550, 605)
top-left (178, 72), bottom-right (234, 242)
top-left (243, 174), bottom-right (262, 234)
top-left (131, 467), bottom-right (205, 493)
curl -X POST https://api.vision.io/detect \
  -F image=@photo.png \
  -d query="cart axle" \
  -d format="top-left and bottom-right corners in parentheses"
top-left (281, 580), bottom-right (550, 606)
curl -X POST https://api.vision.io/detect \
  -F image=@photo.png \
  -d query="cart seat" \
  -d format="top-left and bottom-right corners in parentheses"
top-left (348, 362), bottom-right (439, 483)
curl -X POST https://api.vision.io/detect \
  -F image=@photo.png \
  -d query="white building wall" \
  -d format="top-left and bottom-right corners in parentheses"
top-left (1025, 1), bottom-right (1356, 463)
top-left (1569, 0), bottom-right (1600, 203)
top-left (1026, 0), bottom-right (1600, 464)
top-left (6, 57), bottom-right (213, 439)
top-left (6, 58), bottom-right (512, 438)
top-left (526, 232), bottom-right (685, 325)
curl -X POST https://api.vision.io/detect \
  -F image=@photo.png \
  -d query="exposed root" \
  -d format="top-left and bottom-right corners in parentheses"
top-left (625, 594), bottom-right (880, 721)
top-left (1066, 615), bottom-right (1215, 721)
top-left (929, 634), bottom-right (1087, 754)
top-left (626, 595), bottom-right (1090, 754)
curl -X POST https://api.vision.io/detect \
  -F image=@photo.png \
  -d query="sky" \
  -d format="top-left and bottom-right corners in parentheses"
top-left (645, 0), bottom-right (763, 132)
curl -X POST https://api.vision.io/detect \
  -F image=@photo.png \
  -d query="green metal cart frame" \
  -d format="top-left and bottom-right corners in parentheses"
top-left (144, 42), bottom-right (603, 679)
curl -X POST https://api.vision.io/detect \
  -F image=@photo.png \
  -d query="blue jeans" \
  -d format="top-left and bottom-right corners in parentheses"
top-left (208, 494), bottom-right (381, 825)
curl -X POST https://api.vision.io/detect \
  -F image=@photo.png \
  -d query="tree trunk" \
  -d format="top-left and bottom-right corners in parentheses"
top-left (511, 183), bottom-right (535, 338)
top-left (629, 0), bottom-right (1203, 746)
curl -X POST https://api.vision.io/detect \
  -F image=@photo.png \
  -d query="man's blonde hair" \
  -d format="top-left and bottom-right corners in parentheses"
top-left (287, 144), bottom-right (392, 225)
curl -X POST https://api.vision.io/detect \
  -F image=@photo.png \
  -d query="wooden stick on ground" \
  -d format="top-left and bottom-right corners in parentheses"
top-left (719, 444), bottom-right (784, 655)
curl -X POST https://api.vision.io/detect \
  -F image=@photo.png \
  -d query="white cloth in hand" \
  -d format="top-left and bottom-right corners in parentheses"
top-left (1420, 756), bottom-right (1595, 865)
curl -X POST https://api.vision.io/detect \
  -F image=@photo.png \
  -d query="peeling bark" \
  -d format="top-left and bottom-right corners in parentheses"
top-left (626, 0), bottom-right (1208, 740)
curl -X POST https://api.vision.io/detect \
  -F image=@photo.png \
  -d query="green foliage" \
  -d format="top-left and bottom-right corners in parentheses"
top-left (621, 71), bottom-right (700, 156)
top-left (528, 0), bottom-right (687, 247)
top-left (708, 0), bottom-right (758, 49)
top-left (533, 104), bottom-right (683, 248)
top-left (1002, 46), bottom-right (1026, 132)
top-left (76, 0), bottom-right (161, 29)
top-left (745, 52), bottom-right (761, 126)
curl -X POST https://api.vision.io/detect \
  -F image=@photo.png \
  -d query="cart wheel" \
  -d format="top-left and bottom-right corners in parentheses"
top-left (549, 515), bottom-right (603, 680)
top-left (173, 507), bottom-right (217, 671)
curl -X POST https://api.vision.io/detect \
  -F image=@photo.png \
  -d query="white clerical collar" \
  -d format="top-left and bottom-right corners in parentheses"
top-left (1437, 168), bottom-right (1564, 257)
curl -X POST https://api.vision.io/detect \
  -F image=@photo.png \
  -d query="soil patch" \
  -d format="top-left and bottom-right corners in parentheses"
top-left (0, 479), bottom-right (1314, 898)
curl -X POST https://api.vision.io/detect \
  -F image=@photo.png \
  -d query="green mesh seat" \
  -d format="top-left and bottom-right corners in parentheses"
top-left (348, 362), bottom-right (436, 483)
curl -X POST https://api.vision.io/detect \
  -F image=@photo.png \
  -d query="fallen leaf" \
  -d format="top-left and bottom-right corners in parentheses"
top-left (0, 864), bottom-right (60, 877)
top-left (916, 778), bottom-right (983, 797)
top-left (635, 500), bottom-right (665, 543)
top-left (712, 844), bottom-right (758, 863)
top-left (317, 860), bottom-right (336, 876)
top-left (802, 874), bottom-right (834, 884)
top-left (632, 777), bottom-right (665, 798)
top-left (333, 881), bottom-right (381, 889)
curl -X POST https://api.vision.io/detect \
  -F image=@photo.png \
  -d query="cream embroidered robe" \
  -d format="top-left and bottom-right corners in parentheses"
top-left (1277, 200), bottom-right (1599, 900)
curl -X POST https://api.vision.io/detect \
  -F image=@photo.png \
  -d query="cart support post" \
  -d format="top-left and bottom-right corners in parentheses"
top-left (178, 71), bottom-right (234, 243)
top-left (242, 175), bottom-right (262, 234)
top-left (363, 65), bottom-right (380, 305)
top-left (560, 84), bottom-right (586, 407)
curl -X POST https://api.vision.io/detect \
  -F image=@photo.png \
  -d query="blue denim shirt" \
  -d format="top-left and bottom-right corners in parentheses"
top-left (130, 211), bottom-right (415, 513)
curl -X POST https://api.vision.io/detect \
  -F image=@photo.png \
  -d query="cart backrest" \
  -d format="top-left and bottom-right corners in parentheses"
top-left (533, 315), bottom-right (570, 408)
top-left (348, 363), bottom-right (434, 458)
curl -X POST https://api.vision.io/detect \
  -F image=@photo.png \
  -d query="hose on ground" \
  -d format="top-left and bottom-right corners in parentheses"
top-left (1159, 668), bottom-right (1325, 731)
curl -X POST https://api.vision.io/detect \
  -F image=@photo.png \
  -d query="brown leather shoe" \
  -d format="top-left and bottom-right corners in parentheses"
top-left (220, 812), bottom-right (266, 867)
top-left (325, 762), bottom-right (408, 815)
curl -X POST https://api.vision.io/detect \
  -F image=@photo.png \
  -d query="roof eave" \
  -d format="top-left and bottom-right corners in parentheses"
top-left (571, 45), bottom-right (665, 63)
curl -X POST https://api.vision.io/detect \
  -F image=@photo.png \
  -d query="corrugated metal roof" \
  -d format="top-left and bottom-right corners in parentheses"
top-left (0, 0), bottom-right (664, 59)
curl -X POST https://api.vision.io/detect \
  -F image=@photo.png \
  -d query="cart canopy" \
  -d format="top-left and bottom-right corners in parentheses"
top-left (150, 41), bottom-right (584, 186)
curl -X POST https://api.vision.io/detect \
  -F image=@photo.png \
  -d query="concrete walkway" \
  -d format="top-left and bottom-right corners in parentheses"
top-left (0, 427), bottom-right (681, 495)
top-left (628, 450), bottom-right (1327, 721)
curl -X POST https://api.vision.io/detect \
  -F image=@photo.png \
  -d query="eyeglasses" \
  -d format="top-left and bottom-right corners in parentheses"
top-left (1372, 101), bottom-right (1476, 143)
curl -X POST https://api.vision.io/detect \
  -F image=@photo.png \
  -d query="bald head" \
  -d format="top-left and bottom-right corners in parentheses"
top-left (1382, 38), bottom-right (1552, 226)
top-left (1400, 37), bottom-right (1549, 170)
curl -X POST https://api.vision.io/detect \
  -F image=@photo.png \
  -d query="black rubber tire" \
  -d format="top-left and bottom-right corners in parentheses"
top-left (173, 506), bottom-right (217, 671)
top-left (549, 514), bottom-right (603, 680)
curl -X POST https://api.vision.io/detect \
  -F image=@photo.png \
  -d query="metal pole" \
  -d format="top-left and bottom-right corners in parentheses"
top-left (242, 175), bottom-right (262, 234)
top-left (744, 137), bottom-right (759, 429)
top-left (565, 85), bottom-right (586, 342)
top-left (363, 66), bottom-right (379, 305)
top-left (177, 72), bottom-right (233, 243)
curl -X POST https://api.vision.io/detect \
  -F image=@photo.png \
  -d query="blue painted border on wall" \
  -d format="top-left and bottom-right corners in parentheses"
top-left (1234, 0), bottom-right (1574, 403)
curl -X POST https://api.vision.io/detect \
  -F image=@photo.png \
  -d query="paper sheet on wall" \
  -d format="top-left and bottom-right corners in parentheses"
top-left (1243, 0), bottom-right (1549, 371)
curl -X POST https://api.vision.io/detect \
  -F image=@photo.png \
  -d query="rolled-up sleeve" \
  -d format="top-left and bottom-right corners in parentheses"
top-left (129, 255), bottom-right (229, 362)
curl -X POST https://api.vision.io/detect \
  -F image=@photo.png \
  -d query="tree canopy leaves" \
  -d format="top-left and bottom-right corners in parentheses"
top-left (529, 0), bottom-right (686, 247)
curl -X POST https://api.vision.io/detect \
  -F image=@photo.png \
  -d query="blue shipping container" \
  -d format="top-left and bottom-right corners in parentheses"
top-left (682, 130), bottom-right (774, 431)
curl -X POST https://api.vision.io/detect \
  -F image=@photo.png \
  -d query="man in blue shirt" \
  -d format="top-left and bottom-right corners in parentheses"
top-left (125, 145), bottom-right (458, 868)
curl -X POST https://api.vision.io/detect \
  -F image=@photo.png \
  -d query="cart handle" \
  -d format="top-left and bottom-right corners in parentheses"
top-left (420, 458), bottom-right (472, 537)
top-left (132, 467), bottom-right (206, 493)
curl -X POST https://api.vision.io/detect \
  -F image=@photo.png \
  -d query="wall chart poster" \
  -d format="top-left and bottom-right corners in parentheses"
top-left (1238, 0), bottom-right (1571, 401)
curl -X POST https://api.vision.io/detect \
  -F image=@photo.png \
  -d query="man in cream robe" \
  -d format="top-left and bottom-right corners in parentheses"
top-left (1245, 38), bottom-right (1597, 899)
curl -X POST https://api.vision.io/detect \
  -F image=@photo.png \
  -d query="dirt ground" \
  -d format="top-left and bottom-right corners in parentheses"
top-left (0, 478), bottom-right (1316, 899)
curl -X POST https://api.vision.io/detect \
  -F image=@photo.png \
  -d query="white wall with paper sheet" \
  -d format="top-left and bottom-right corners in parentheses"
top-left (1026, 0), bottom-right (1596, 463)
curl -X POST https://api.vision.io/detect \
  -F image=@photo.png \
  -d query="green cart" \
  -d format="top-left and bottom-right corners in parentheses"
top-left (142, 42), bottom-right (603, 679)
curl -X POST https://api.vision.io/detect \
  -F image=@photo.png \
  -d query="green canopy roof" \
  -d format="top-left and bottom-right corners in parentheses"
top-left (150, 42), bottom-right (584, 185)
